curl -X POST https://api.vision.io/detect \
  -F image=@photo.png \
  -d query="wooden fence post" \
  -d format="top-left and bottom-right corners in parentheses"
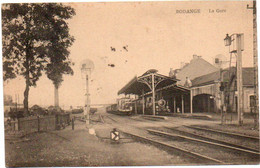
top-left (15, 119), bottom-right (19, 131)
top-left (72, 117), bottom-right (74, 130)
top-left (17, 118), bottom-right (20, 131)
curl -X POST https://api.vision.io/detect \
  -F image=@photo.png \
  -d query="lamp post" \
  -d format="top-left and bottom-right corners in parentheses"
top-left (81, 59), bottom-right (94, 127)
top-left (224, 33), bottom-right (244, 125)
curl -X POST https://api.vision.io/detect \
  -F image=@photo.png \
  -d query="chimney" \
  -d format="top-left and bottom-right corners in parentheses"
top-left (180, 62), bottom-right (185, 68)
top-left (193, 54), bottom-right (199, 59)
top-left (169, 68), bottom-right (174, 77)
top-left (184, 77), bottom-right (192, 88)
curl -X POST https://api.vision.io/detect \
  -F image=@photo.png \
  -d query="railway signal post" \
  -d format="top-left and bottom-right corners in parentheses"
top-left (224, 33), bottom-right (244, 125)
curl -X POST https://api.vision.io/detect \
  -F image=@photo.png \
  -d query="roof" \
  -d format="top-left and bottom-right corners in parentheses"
top-left (118, 72), bottom-right (180, 95)
top-left (191, 67), bottom-right (255, 87)
top-left (117, 76), bottom-right (147, 95)
top-left (242, 67), bottom-right (255, 86)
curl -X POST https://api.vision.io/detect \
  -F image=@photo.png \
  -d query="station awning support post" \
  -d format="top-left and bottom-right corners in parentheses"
top-left (173, 96), bottom-right (176, 113)
top-left (152, 74), bottom-right (156, 116)
top-left (135, 95), bottom-right (137, 114)
top-left (190, 90), bottom-right (193, 114)
top-left (142, 89), bottom-right (145, 115)
top-left (181, 95), bottom-right (184, 114)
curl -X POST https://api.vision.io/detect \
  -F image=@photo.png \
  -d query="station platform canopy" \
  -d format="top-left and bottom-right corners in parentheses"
top-left (118, 69), bottom-right (190, 96)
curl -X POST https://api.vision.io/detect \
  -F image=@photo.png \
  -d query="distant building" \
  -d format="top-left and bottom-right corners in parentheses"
top-left (4, 94), bottom-right (13, 105)
top-left (4, 94), bottom-right (23, 116)
top-left (169, 54), bottom-right (219, 85)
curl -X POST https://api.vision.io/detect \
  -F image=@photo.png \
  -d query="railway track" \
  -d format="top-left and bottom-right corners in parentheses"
top-left (120, 130), bottom-right (225, 164)
top-left (147, 129), bottom-right (260, 157)
top-left (103, 115), bottom-right (224, 164)
top-left (104, 115), bottom-right (118, 123)
top-left (181, 125), bottom-right (259, 151)
top-left (102, 114), bottom-right (259, 164)
top-left (185, 125), bottom-right (260, 141)
top-left (124, 128), bottom-right (259, 164)
top-left (165, 126), bottom-right (259, 153)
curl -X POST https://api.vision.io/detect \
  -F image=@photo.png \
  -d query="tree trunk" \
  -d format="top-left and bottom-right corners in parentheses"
top-left (54, 85), bottom-right (59, 107)
top-left (23, 77), bottom-right (30, 116)
top-left (23, 47), bottom-right (30, 117)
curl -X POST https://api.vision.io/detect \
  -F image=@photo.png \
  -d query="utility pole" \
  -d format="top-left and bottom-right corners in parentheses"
top-left (253, 0), bottom-right (259, 128)
top-left (247, 1), bottom-right (258, 128)
top-left (236, 34), bottom-right (244, 126)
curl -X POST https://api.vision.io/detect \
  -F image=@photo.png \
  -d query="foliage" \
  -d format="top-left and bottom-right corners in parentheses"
top-left (44, 3), bottom-right (75, 88)
top-left (46, 61), bottom-right (74, 89)
top-left (48, 105), bottom-right (64, 115)
top-left (8, 108), bottom-right (24, 119)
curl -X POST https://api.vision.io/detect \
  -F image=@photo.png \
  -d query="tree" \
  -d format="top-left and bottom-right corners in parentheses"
top-left (2, 3), bottom-right (75, 116)
top-left (44, 3), bottom-right (75, 108)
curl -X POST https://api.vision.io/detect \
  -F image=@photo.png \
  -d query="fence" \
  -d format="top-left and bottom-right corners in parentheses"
top-left (7, 114), bottom-right (70, 135)
top-left (56, 113), bottom-right (71, 129)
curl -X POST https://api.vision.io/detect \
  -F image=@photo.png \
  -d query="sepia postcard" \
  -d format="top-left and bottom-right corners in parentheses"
top-left (1, 0), bottom-right (260, 167)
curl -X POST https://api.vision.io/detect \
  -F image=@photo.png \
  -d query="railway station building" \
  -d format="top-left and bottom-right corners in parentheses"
top-left (191, 67), bottom-right (255, 113)
top-left (118, 69), bottom-right (191, 115)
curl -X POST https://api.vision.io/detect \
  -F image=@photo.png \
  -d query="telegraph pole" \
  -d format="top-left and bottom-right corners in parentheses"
top-left (247, 1), bottom-right (259, 128)
top-left (253, 0), bottom-right (259, 128)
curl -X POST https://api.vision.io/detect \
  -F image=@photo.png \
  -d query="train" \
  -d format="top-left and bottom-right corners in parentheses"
top-left (134, 98), bottom-right (170, 115)
top-left (106, 97), bottom-right (171, 115)
top-left (106, 98), bottom-right (133, 115)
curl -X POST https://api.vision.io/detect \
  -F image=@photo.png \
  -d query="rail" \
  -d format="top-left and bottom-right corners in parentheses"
top-left (120, 129), bottom-right (225, 164)
top-left (185, 125), bottom-right (260, 141)
top-left (165, 126), bottom-right (259, 153)
top-left (147, 129), bottom-right (260, 157)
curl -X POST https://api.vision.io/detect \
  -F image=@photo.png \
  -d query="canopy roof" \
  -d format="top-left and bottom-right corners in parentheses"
top-left (118, 71), bottom-right (188, 95)
top-left (118, 76), bottom-right (145, 95)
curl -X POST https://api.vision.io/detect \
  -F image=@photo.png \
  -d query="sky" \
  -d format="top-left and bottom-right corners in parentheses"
top-left (3, 1), bottom-right (255, 109)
